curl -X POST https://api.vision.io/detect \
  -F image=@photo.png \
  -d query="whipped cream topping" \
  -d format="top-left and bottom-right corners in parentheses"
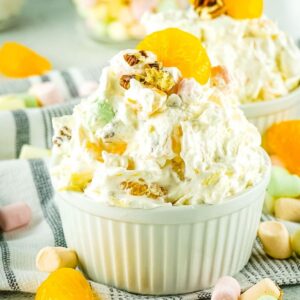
top-left (142, 11), bottom-right (300, 104)
top-left (51, 49), bottom-right (266, 208)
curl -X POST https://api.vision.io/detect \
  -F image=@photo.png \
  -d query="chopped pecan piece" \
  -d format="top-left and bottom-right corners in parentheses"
top-left (120, 75), bottom-right (134, 89)
top-left (60, 126), bottom-right (72, 140)
top-left (53, 126), bottom-right (72, 147)
top-left (146, 62), bottom-right (161, 70)
top-left (139, 50), bottom-right (148, 57)
top-left (192, 0), bottom-right (225, 19)
top-left (53, 136), bottom-right (63, 147)
top-left (124, 53), bottom-right (140, 66)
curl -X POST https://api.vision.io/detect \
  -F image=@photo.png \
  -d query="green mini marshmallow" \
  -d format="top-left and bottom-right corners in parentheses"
top-left (22, 94), bottom-right (40, 108)
top-left (98, 100), bottom-right (115, 125)
top-left (267, 166), bottom-right (300, 198)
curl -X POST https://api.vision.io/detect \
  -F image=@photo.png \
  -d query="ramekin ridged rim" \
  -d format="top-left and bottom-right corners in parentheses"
top-left (56, 149), bottom-right (271, 224)
top-left (240, 86), bottom-right (300, 117)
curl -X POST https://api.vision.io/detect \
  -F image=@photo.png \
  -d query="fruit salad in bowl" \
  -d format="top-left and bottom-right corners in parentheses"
top-left (52, 29), bottom-right (270, 294)
top-left (73, 0), bottom-right (188, 42)
top-left (142, 0), bottom-right (300, 133)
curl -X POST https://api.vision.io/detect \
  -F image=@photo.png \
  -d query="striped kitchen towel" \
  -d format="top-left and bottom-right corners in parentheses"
top-left (0, 158), bottom-right (299, 300)
top-left (0, 66), bottom-right (103, 160)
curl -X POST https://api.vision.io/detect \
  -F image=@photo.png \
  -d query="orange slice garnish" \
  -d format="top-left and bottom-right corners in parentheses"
top-left (264, 120), bottom-right (300, 176)
top-left (35, 268), bottom-right (95, 300)
top-left (137, 28), bottom-right (211, 85)
top-left (224, 0), bottom-right (263, 19)
top-left (0, 42), bottom-right (52, 78)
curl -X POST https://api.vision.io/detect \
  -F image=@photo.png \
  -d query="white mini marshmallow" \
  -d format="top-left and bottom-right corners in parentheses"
top-left (258, 221), bottom-right (293, 259)
top-left (36, 247), bottom-right (78, 272)
top-left (274, 197), bottom-right (300, 222)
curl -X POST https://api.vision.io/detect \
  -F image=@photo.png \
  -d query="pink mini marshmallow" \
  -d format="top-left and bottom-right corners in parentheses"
top-left (212, 276), bottom-right (241, 300)
top-left (78, 81), bottom-right (98, 97)
top-left (29, 82), bottom-right (64, 107)
top-left (0, 202), bottom-right (31, 232)
top-left (83, 0), bottom-right (98, 7)
top-left (130, 0), bottom-right (159, 20)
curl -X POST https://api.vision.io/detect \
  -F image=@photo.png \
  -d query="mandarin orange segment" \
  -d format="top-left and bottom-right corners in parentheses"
top-left (35, 268), bottom-right (95, 300)
top-left (103, 140), bottom-right (127, 155)
top-left (224, 0), bottom-right (263, 19)
top-left (137, 28), bottom-right (211, 85)
top-left (86, 140), bottom-right (127, 162)
top-left (264, 120), bottom-right (300, 176)
top-left (0, 42), bottom-right (52, 78)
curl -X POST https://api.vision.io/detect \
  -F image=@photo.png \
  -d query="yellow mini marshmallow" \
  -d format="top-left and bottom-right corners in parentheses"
top-left (258, 221), bottom-right (293, 259)
top-left (19, 145), bottom-right (51, 160)
top-left (274, 197), bottom-right (300, 222)
top-left (240, 278), bottom-right (281, 300)
top-left (36, 247), bottom-right (78, 273)
top-left (291, 229), bottom-right (300, 256)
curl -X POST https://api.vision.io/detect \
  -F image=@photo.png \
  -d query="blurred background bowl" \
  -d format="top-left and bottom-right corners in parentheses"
top-left (72, 0), bottom-right (189, 43)
top-left (265, 0), bottom-right (300, 44)
top-left (0, 0), bottom-right (25, 31)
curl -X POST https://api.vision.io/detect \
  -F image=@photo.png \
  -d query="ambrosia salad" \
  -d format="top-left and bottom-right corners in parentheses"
top-left (142, 6), bottom-right (300, 104)
top-left (51, 30), bottom-right (266, 208)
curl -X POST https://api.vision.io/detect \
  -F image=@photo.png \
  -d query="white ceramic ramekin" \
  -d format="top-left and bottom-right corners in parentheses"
top-left (56, 153), bottom-right (271, 295)
top-left (241, 87), bottom-right (300, 134)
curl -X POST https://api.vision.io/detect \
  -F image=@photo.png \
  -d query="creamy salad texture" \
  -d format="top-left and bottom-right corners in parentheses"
top-left (142, 11), bottom-right (300, 104)
top-left (51, 49), bottom-right (266, 208)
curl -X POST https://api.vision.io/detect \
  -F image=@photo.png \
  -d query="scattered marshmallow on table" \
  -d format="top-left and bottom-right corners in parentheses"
top-left (240, 278), bottom-right (281, 300)
top-left (36, 247), bottom-right (78, 272)
top-left (29, 82), bottom-right (64, 106)
top-left (291, 229), bottom-right (300, 255)
top-left (263, 192), bottom-right (275, 215)
top-left (0, 202), bottom-right (31, 232)
top-left (274, 197), bottom-right (300, 222)
top-left (267, 166), bottom-right (300, 198)
top-left (258, 221), bottom-right (292, 259)
top-left (211, 276), bottom-right (241, 300)
top-left (19, 144), bottom-right (51, 160)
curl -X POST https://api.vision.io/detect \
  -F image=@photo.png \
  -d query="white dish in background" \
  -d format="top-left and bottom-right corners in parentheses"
top-left (241, 87), bottom-right (300, 134)
top-left (56, 151), bottom-right (271, 295)
top-left (264, 0), bottom-right (300, 42)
